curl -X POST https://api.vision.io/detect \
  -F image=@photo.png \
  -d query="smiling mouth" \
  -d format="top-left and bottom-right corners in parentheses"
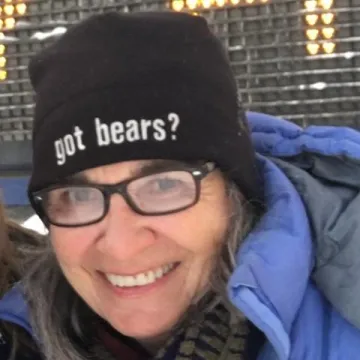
top-left (104, 262), bottom-right (179, 288)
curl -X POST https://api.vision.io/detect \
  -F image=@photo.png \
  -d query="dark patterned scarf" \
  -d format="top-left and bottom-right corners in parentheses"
top-left (92, 304), bottom-right (248, 360)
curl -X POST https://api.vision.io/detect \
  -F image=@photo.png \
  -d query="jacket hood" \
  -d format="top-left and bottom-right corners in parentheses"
top-left (227, 112), bottom-right (360, 359)
top-left (248, 112), bottom-right (360, 330)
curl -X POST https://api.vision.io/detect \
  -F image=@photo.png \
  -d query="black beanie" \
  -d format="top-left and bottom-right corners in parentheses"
top-left (28, 11), bottom-right (261, 201)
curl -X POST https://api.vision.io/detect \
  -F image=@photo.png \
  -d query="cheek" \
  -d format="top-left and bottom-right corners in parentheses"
top-left (154, 196), bottom-right (230, 255)
top-left (50, 226), bottom-right (97, 267)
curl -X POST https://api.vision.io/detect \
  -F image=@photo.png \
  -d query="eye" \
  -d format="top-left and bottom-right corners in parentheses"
top-left (152, 178), bottom-right (182, 192)
top-left (128, 171), bottom-right (195, 201)
top-left (67, 188), bottom-right (95, 202)
top-left (47, 187), bottom-right (95, 205)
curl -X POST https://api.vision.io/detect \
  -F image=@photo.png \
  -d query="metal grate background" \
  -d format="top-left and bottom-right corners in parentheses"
top-left (0, 0), bottom-right (360, 143)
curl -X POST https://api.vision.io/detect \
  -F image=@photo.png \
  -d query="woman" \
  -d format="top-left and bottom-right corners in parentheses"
top-left (0, 201), bottom-right (42, 359)
top-left (0, 202), bottom-right (16, 299)
top-left (0, 202), bottom-right (42, 297)
top-left (1, 11), bottom-right (360, 360)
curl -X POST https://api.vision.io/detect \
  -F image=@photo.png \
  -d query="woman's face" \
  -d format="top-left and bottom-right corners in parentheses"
top-left (50, 160), bottom-right (231, 345)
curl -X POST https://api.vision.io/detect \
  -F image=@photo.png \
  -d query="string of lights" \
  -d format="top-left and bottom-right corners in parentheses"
top-left (0, 0), bottom-right (27, 81)
top-left (0, 0), bottom-right (359, 138)
top-left (305, 0), bottom-right (336, 55)
top-left (171, 0), bottom-right (268, 12)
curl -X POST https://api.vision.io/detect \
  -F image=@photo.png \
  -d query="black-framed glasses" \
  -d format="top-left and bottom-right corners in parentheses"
top-left (30, 162), bottom-right (216, 228)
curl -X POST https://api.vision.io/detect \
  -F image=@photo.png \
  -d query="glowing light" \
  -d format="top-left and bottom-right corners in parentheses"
top-left (0, 57), bottom-right (6, 68)
top-left (306, 43), bottom-right (320, 55)
top-left (4, 17), bottom-right (15, 30)
top-left (304, 0), bottom-right (337, 55)
top-left (323, 41), bottom-right (336, 54)
top-left (0, 1), bottom-right (28, 81)
top-left (200, 0), bottom-right (213, 8)
top-left (322, 27), bottom-right (335, 39)
top-left (0, 70), bottom-right (6, 81)
top-left (187, 0), bottom-right (198, 9)
top-left (304, 0), bottom-right (317, 11)
top-left (16, 3), bottom-right (27, 15)
top-left (4, 4), bottom-right (14, 16)
top-left (215, 0), bottom-right (226, 6)
top-left (321, 12), bottom-right (335, 24)
top-left (171, 0), bottom-right (266, 10)
top-left (306, 29), bottom-right (319, 41)
top-left (172, 0), bottom-right (185, 11)
top-left (305, 14), bottom-right (318, 26)
top-left (319, 0), bottom-right (333, 10)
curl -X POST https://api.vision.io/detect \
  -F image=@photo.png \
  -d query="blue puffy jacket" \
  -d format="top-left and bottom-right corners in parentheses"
top-left (2, 112), bottom-right (360, 359)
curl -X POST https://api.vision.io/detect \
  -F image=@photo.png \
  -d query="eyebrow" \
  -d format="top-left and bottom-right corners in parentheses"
top-left (63, 159), bottom-right (200, 185)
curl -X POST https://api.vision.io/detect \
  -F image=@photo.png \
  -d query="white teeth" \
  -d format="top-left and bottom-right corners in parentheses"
top-left (105, 263), bottom-right (176, 288)
top-left (155, 268), bottom-right (163, 279)
top-left (147, 271), bottom-right (155, 283)
top-left (125, 277), bottom-right (135, 287)
top-left (136, 273), bottom-right (147, 286)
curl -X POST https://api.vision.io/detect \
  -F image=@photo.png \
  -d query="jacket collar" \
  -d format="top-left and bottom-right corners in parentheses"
top-left (0, 285), bottom-right (32, 335)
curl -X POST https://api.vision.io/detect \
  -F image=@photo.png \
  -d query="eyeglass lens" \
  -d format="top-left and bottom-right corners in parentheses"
top-left (41, 170), bottom-right (198, 226)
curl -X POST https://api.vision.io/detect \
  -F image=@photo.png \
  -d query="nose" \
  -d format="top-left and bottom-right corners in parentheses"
top-left (96, 194), bottom-right (156, 260)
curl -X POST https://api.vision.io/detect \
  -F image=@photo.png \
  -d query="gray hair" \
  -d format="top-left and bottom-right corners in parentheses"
top-left (20, 180), bottom-right (259, 360)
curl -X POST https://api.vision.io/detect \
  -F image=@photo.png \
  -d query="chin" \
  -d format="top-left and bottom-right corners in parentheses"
top-left (108, 309), bottom-right (182, 341)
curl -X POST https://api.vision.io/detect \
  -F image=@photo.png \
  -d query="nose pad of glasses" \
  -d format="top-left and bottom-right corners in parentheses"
top-left (107, 188), bottom-right (138, 216)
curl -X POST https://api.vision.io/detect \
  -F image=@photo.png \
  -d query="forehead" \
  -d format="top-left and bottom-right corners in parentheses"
top-left (68, 159), bottom-right (197, 184)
